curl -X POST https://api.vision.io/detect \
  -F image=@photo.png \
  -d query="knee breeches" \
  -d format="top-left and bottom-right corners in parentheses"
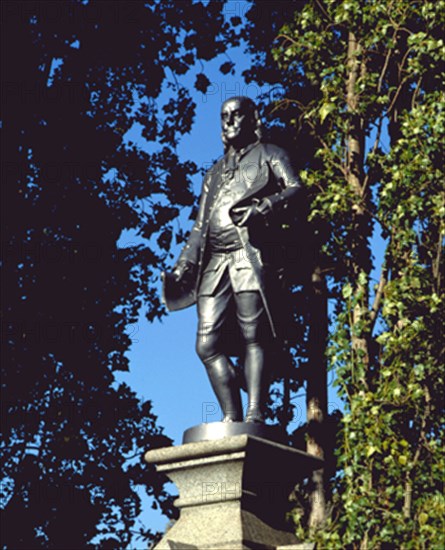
top-left (196, 271), bottom-right (267, 362)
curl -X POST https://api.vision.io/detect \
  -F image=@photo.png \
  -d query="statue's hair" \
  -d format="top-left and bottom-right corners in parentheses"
top-left (221, 96), bottom-right (262, 152)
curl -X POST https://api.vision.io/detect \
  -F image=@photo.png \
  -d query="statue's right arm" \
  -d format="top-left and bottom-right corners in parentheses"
top-left (172, 171), bottom-right (211, 280)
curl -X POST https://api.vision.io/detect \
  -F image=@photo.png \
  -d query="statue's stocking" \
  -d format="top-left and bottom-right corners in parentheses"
top-left (244, 342), bottom-right (267, 423)
top-left (204, 354), bottom-right (243, 422)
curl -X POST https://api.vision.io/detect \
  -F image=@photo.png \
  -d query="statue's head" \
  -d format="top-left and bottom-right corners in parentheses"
top-left (221, 96), bottom-right (261, 150)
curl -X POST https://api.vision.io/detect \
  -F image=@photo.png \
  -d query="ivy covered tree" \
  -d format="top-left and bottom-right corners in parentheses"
top-left (1, 1), bottom-right (238, 547)
top-left (266, 0), bottom-right (444, 546)
top-left (240, 0), bottom-right (336, 530)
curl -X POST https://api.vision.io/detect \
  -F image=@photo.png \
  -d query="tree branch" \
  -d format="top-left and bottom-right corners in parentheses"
top-left (370, 263), bottom-right (388, 333)
top-left (403, 386), bottom-right (431, 519)
top-left (276, 33), bottom-right (300, 48)
top-left (362, 116), bottom-right (383, 194)
top-left (411, 76), bottom-right (422, 110)
top-left (377, 29), bottom-right (398, 94)
top-left (314, 0), bottom-right (332, 23)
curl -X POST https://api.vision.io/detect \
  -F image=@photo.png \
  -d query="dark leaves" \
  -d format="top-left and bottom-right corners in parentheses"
top-left (194, 72), bottom-right (211, 94)
top-left (2, 0), bottom-right (236, 547)
top-left (220, 61), bottom-right (235, 75)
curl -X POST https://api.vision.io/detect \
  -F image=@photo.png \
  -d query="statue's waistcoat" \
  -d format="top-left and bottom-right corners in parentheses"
top-left (172, 141), bottom-right (303, 338)
top-left (194, 143), bottom-right (277, 335)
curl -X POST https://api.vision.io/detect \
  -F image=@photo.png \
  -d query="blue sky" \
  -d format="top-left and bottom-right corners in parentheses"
top-left (113, 4), bottom-right (388, 541)
top-left (115, 32), bottom-right (264, 539)
top-left (115, 48), bottom-right (345, 539)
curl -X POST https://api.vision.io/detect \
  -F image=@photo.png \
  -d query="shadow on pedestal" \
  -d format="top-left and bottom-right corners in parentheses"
top-left (145, 423), bottom-right (322, 549)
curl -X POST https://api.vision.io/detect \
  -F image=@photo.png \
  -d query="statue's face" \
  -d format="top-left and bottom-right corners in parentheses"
top-left (221, 98), bottom-right (255, 146)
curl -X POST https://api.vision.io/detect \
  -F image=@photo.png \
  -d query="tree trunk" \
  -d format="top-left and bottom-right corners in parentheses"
top-left (346, 31), bottom-right (370, 372)
top-left (306, 265), bottom-right (328, 529)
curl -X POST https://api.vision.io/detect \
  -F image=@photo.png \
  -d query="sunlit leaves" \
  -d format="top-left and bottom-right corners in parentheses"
top-left (270, 0), bottom-right (444, 547)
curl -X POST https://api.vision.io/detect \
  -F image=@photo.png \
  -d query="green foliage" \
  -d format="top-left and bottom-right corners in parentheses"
top-left (269, 0), bottom-right (444, 546)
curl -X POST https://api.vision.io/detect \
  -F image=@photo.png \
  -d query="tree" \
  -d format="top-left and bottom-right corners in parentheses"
top-left (269, 0), bottom-right (444, 546)
top-left (1, 1), bottom-right (238, 546)
top-left (240, 0), bottom-right (332, 530)
top-left (240, 0), bottom-right (443, 546)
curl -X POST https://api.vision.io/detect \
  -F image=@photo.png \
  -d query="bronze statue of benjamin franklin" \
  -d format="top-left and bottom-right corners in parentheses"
top-left (163, 96), bottom-right (303, 424)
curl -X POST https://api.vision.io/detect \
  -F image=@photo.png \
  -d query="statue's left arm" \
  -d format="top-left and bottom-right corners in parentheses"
top-left (264, 147), bottom-right (303, 211)
top-left (232, 147), bottom-right (303, 226)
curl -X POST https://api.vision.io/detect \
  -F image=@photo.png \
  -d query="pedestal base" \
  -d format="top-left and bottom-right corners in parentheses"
top-left (145, 433), bottom-right (322, 549)
top-left (183, 421), bottom-right (285, 444)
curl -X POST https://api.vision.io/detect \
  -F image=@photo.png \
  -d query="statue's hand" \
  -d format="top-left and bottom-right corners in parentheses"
top-left (172, 260), bottom-right (195, 284)
top-left (232, 197), bottom-right (272, 227)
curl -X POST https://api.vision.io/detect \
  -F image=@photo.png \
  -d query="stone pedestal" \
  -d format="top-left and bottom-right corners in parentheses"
top-left (145, 432), bottom-right (322, 549)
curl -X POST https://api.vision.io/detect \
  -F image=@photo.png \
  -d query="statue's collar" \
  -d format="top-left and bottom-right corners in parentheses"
top-left (237, 139), bottom-right (259, 161)
top-left (224, 140), bottom-right (259, 173)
